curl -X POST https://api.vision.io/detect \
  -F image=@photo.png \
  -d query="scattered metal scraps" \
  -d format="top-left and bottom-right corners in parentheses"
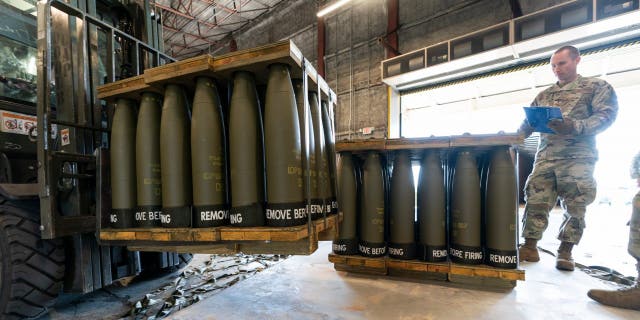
top-left (537, 246), bottom-right (636, 286)
top-left (579, 265), bottom-right (636, 286)
top-left (126, 254), bottom-right (288, 319)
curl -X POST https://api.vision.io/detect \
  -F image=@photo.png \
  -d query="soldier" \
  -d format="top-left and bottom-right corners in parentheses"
top-left (587, 151), bottom-right (640, 310)
top-left (518, 45), bottom-right (618, 271)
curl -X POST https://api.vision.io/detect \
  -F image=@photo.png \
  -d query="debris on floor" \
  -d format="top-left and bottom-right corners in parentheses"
top-left (537, 245), bottom-right (636, 286)
top-left (126, 253), bottom-right (287, 319)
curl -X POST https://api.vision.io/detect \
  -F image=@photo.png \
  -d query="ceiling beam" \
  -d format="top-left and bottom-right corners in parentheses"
top-left (155, 2), bottom-right (219, 29)
top-left (157, 0), bottom-right (281, 59)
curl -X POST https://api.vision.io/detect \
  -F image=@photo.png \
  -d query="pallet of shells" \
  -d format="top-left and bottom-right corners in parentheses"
top-left (330, 135), bottom-right (525, 287)
top-left (96, 40), bottom-right (339, 255)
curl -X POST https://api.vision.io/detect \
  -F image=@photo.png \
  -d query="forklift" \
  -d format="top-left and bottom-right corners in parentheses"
top-left (0, 1), bottom-right (190, 318)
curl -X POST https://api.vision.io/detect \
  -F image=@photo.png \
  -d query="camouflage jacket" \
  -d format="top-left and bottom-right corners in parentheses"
top-left (531, 75), bottom-right (618, 160)
top-left (632, 151), bottom-right (640, 179)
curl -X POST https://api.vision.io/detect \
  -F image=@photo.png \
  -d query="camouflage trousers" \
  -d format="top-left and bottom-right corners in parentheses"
top-left (522, 158), bottom-right (597, 244)
top-left (629, 191), bottom-right (640, 260)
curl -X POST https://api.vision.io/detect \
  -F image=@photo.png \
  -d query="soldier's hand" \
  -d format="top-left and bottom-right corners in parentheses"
top-left (548, 118), bottom-right (574, 135)
top-left (518, 120), bottom-right (534, 139)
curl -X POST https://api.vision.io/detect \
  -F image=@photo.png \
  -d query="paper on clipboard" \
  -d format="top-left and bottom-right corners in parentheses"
top-left (523, 106), bottom-right (563, 133)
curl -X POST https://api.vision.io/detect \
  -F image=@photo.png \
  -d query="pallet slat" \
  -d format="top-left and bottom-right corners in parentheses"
top-left (328, 253), bottom-right (525, 285)
top-left (335, 133), bottom-right (521, 152)
top-left (449, 263), bottom-right (525, 281)
top-left (143, 54), bottom-right (213, 86)
top-left (449, 133), bottom-right (522, 147)
top-left (127, 237), bottom-right (319, 256)
top-left (97, 40), bottom-right (335, 102)
top-left (96, 75), bottom-right (163, 101)
top-left (100, 214), bottom-right (340, 244)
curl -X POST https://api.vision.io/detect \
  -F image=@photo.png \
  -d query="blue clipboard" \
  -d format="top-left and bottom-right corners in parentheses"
top-left (523, 106), bottom-right (563, 133)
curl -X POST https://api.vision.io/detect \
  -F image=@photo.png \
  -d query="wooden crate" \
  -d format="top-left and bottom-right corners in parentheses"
top-left (328, 254), bottom-right (525, 288)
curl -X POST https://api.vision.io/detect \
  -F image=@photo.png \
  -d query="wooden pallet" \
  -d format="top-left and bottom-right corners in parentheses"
top-left (142, 54), bottom-right (214, 88)
top-left (96, 40), bottom-right (336, 102)
top-left (99, 214), bottom-right (339, 255)
top-left (96, 75), bottom-right (164, 102)
top-left (328, 253), bottom-right (525, 288)
top-left (447, 263), bottom-right (524, 289)
top-left (126, 237), bottom-right (319, 256)
top-left (335, 134), bottom-right (521, 152)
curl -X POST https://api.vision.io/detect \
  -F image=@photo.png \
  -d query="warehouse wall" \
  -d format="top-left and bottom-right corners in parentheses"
top-left (230, 0), bottom-right (570, 140)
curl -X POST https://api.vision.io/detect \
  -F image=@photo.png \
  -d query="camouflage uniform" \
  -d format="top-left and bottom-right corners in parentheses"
top-left (587, 152), bottom-right (640, 309)
top-left (629, 151), bottom-right (640, 260)
top-left (522, 75), bottom-right (618, 244)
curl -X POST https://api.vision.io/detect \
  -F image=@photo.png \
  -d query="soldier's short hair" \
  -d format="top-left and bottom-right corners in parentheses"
top-left (554, 46), bottom-right (580, 59)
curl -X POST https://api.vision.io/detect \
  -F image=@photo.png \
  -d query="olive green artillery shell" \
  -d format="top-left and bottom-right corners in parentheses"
top-left (292, 79), bottom-right (319, 216)
top-left (160, 84), bottom-right (192, 228)
top-left (333, 151), bottom-right (358, 255)
top-left (359, 151), bottom-right (386, 257)
top-left (389, 150), bottom-right (416, 259)
top-left (417, 150), bottom-right (447, 262)
top-left (263, 63), bottom-right (306, 227)
top-left (485, 146), bottom-right (518, 268)
top-left (309, 91), bottom-right (331, 219)
top-left (450, 150), bottom-right (483, 264)
top-left (111, 97), bottom-right (137, 228)
top-left (135, 92), bottom-right (162, 228)
top-left (321, 100), bottom-right (338, 214)
top-left (191, 77), bottom-right (229, 228)
top-left (229, 71), bottom-right (265, 227)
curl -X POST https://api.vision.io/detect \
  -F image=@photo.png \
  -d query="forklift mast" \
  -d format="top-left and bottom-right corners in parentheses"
top-left (36, 0), bottom-right (171, 240)
top-left (0, 0), bottom-right (187, 298)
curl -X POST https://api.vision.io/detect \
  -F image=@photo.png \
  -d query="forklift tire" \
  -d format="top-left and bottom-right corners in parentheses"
top-left (0, 200), bottom-right (65, 320)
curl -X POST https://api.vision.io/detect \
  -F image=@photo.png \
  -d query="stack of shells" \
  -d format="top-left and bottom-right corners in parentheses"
top-left (333, 147), bottom-right (519, 269)
top-left (109, 63), bottom-right (337, 230)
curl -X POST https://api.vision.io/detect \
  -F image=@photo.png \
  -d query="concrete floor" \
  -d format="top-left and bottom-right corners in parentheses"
top-left (41, 202), bottom-right (639, 319)
top-left (167, 203), bottom-right (640, 320)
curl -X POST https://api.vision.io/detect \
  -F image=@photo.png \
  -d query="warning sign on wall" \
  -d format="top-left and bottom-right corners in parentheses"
top-left (0, 111), bottom-right (36, 135)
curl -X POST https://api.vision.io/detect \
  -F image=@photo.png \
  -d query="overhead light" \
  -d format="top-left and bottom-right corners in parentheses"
top-left (317, 0), bottom-right (352, 17)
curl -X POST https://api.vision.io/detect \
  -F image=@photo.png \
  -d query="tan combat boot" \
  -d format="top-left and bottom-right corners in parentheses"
top-left (587, 264), bottom-right (640, 310)
top-left (518, 238), bottom-right (540, 262)
top-left (556, 241), bottom-right (575, 271)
